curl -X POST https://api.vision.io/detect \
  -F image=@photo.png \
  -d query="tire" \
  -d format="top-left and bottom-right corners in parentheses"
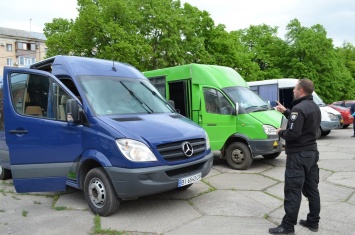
top-left (342, 124), bottom-right (349, 129)
top-left (321, 130), bottom-right (331, 136)
top-left (176, 183), bottom-right (193, 190)
top-left (0, 165), bottom-right (12, 180)
top-left (225, 142), bottom-right (253, 170)
top-left (262, 152), bottom-right (281, 159)
top-left (317, 127), bottom-right (322, 139)
top-left (84, 168), bottom-right (121, 216)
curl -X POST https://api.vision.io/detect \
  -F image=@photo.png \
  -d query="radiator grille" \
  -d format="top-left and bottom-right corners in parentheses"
top-left (157, 138), bottom-right (206, 162)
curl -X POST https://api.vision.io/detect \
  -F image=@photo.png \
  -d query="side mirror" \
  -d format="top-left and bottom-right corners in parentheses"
top-left (235, 102), bottom-right (239, 116)
top-left (66, 99), bottom-right (81, 123)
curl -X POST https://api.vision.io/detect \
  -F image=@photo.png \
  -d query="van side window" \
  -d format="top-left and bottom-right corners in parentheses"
top-left (203, 88), bottom-right (232, 115)
top-left (9, 73), bottom-right (70, 121)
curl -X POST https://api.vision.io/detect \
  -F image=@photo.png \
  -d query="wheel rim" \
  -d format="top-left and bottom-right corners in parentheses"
top-left (88, 178), bottom-right (106, 208)
top-left (231, 149), bottom-right (244, 164)
top-left (0, 166), bottom-right (3, 176)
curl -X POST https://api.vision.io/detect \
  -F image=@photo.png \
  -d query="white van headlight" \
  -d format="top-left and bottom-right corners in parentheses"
top-left (263, 125), bottom-right (277, 135)
top-left (327, 112), bottom-right (336, 120)
top-left (116, 139), bottom-right (157, 162)
top-left (205, 131), bottom-right (211, 150)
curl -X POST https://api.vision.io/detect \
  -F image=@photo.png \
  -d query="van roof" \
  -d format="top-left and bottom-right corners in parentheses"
top-left (144, 63), bottom-right (248, 88)
top-left (247, 78), bottom-right (299, 88)
top-left (30, 55), bottom-right (146, 79)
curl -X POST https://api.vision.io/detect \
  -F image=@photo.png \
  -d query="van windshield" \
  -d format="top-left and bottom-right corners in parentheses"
top-left (312, 92), bottom-right (326, 107)
top-left (78, 76), bottom-right (174, 115)
top-left (223, 86), bottom-right (270, 112)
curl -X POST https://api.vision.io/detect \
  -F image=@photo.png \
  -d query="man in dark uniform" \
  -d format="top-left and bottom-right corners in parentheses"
top-left (269, 79), bottom-right (321, 234)
top-left (350, 102), bottom-right (355, 137)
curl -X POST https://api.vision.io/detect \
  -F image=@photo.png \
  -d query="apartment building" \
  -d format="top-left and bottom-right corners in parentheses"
top-left (0, 27), bottom-right (47, 75)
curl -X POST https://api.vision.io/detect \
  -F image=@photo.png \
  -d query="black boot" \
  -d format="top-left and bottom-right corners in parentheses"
top-left (299, 219), bottom-right (319, 232)
top-left (269, 225), bottom-right (295, 234)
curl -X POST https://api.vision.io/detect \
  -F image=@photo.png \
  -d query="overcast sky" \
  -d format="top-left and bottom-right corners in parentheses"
top-left (1, 0), bottom-right (354, 47)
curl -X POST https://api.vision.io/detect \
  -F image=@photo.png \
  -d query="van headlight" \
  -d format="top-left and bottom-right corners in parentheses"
top-left (116, 139), bottom-right (157, 162)
top-left (327, 112), bottom-right (336, 120)
top-left (205, 131), bottom-right (211, 150)
top-left (263, 125), bottom-right (277, 135)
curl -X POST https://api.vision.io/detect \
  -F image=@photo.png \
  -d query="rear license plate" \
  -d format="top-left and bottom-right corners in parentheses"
top-left (178, 172), bottom-right (202, 187)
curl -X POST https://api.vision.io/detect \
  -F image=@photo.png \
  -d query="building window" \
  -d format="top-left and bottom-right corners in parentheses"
top-left (7, 58), bottom-right (13, 66)
top-left (6, 44), bottom-right (12, 52)
top-left (16, 42), bottom-right (36, 51)
top-left (18, 56), bottom-right (36, 66)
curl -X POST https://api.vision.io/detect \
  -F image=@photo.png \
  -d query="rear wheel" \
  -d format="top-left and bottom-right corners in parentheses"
top-left (262, 152), bottom-right (281, 159)
top-left (0, 166), bottom-right (12, 180)
top-left (226, 142), bottom-right (253, 170)
top-left (342, 124), bottom-right (349, 129)
top-left (84, 168), bottom-right (121, 216)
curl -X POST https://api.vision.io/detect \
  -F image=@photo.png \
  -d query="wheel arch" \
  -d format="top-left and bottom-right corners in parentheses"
top-left (77, 150), bottom-right (112, 189)
top-left (221, 134), bottom-right (251, 158)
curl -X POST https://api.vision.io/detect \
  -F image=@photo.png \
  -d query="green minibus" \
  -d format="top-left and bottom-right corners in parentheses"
top-left (144, 64), bottom-right (284, 170)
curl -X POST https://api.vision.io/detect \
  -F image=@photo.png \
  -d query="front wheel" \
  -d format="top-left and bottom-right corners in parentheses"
top-left (84, 168), bottom-right (121, 216)
top-left (0, 165), bottom-right (12, 180)
top-left (262, 152), bottom-right (281, 159)
top-left (321, 130), bottom-right (331, 136)
top-left (225, 142), bottom-right (253, 170)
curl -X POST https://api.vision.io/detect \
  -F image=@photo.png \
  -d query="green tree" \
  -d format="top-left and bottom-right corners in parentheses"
top-left (238, 24), bottom-right (286, 81)
top-left (282, 19), bottom-right (353, 103)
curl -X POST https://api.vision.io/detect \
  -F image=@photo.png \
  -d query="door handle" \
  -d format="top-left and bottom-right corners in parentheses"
top-left (206, 124), bottom-right (217, 126)
top-left (9, 130), bottom-right (29, 134)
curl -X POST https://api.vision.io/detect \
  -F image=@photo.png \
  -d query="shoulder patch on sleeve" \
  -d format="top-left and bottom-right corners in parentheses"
top-left (290, 112), bottom-right (298, 121)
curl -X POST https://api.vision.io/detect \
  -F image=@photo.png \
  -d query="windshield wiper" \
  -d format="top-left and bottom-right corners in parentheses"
top-left (120, 82), bottom-right (153, 114)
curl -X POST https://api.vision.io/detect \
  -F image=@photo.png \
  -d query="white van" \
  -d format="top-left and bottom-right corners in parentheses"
top-left (248, 79), bottom-right (342, 138)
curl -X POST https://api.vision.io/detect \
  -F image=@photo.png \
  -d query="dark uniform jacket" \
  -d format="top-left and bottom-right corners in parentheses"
top-left (278, 95), bottom-right (321, 154)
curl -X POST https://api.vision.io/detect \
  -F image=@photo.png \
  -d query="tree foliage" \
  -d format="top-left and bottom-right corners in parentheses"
top-left (43, 0), bottom-right (355, 103)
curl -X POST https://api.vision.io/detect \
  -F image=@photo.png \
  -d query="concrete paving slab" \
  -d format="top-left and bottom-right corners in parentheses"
top-left (0, 192), bottom-right (94, 235)
top-left (319, 159), bottom-right (355, 172)
top-left (326, 172), bottom-right (355, 188)
top-left (205, 172), bottom-right (277, 190)
top-left (262, 166), bottom-right (285, 182)
top-left (146, 181), bottom-right (211, 200)
top-left (55, 191), bottom-right (88, 210)
top-left (100, 199), bottom-right (201, 234)
top-left (190, 190), bottom-right (281, 217)
top-left (164, 216), bottom-right (276, 235)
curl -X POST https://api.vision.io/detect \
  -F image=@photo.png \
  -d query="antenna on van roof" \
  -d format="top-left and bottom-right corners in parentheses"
top-left (112, 60), bottom-right (117, 72)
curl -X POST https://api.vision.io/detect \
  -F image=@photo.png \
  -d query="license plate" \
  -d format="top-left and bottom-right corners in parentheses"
top-left (178, 172), bottom-right (202, 187)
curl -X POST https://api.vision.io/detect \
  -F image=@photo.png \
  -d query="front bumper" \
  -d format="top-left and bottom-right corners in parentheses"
top-left (321, 120), bottom-right (341, 131)
top-left (248, 138), bottom-right (283, 156)
top-left (105, 152), bottom-right (214, 200)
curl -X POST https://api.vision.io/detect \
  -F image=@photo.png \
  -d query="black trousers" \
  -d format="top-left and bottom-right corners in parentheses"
top-left (281, 150), bottom-right (320, 229)
top-left (353, 118), bottom-right (355, 135)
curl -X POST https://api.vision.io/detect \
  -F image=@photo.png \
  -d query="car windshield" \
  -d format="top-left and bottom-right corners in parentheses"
top-left (312, 92), bottom-right (326, 107)
top-left (78, 76), bottom-right (174, 115)
top-left (223, 86), bottom-right (270, 113)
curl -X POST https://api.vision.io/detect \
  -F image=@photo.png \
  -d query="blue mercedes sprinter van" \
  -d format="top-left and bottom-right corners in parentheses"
top-left (0, 56), bottom-right (213, 216)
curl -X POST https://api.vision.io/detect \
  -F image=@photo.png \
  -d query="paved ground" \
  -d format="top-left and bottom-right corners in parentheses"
top-left (1, 127), bottom-right (355, 235)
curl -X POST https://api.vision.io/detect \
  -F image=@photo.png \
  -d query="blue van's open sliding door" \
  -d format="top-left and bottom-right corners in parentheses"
top-left (3, 67), bottom-right (83, 192)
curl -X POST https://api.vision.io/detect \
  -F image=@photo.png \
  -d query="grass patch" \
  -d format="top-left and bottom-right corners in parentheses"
top-left (0, 209), bottom-right (5, 213)
top-left (54, 206), bottom-right (67, 211)
top-left (91, 215), bottom-right (128, 235)
top-left (22, 210), bottom-right (28, 217)
top-left (11, 195), bottom-right (21, 200)
top-left (34, 201), bottom-right (42, 204)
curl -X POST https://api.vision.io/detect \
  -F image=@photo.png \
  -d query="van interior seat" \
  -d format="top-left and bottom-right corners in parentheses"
top-left (59, 95), bottom-right (69, 120)
top-left (25, 106), bottom-right (43, 117)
